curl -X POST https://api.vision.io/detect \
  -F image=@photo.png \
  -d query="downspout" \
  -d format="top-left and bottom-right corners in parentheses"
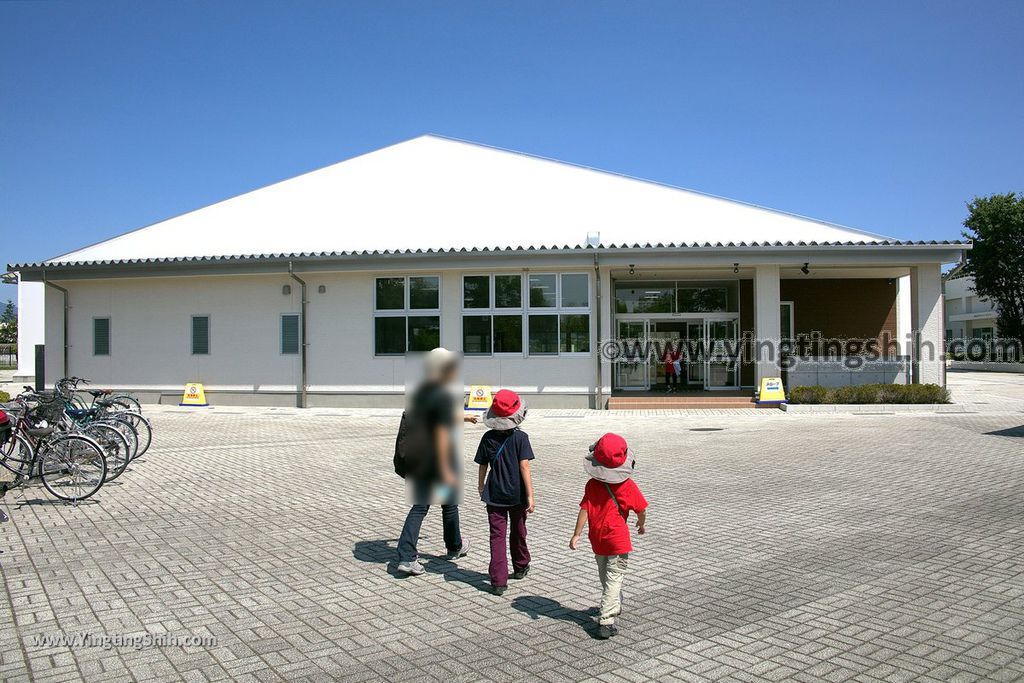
top-left (43, 271), bottom-right (70, 383)
top-left (594, 253), bottom-right (603, 409)
top-left (288, 262), bottom-right (308, 409)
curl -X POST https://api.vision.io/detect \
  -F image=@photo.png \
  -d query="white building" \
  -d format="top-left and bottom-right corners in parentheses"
top-left (943, 266), bottom-right (998, 342)
top-left (6, 135), bottom-right (967, 407)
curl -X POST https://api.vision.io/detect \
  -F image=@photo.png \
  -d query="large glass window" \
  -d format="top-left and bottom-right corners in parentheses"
top-left (462, 315), bottom-right (492, 355)
top-left (528, 274), bottom-right (557, 307)
top-left (409, 276), bottom-right (439, 309)
top-left (493, 315), bottom-right (523, 353)
top-left (559, 314), bottom-right (590, 352)
top-left (374, 275), bottom-right (441, 355)
top-left (461, 272), bottom-right (590, 356)
top-left (614, 282), bottom-right (674, 313)
top-left (495, 275), bottom-right (522, 308)
top-left (374, 317), bottom-right (406, 355)
top-left (528, 315), bottom-right (559, 354)
top-left (560, 274), bottom-right (589, 308)
top-left (375, 277), bottom-right (405, 310)
top-left (463, 276), bottom-right (490, 309)
top-left (614, 279), bottom-right (739, 314)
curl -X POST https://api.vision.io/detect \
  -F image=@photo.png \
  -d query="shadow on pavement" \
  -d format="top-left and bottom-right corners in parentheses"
top-left (511, 595), bottom-right (601, 638)
top-left (985, 425), bottom-right (1024, 438)
top-left (352, 538), bottom-right (492, 591)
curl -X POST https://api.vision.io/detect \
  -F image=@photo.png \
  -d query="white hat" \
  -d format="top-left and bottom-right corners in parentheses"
top-left (424, 347), bottom-right (457, 375)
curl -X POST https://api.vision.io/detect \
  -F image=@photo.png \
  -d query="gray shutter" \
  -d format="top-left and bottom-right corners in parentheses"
top-left (192, 316), bottom-right (210, 355)
top-left (94, 318), bottom-right (110, 356)
top-left (281, 315), bottom-right (300, 354)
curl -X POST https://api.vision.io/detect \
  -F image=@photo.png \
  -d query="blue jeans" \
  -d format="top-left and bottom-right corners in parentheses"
top-left (397, 502), bottom-right (463, 563)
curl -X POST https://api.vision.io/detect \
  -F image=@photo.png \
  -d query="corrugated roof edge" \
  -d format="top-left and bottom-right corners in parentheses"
top-left (8, 240), bottom-right (972, 271)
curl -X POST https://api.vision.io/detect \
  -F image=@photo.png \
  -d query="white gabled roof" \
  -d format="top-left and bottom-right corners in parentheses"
top-left (49, 135), bottom-right (890, 264)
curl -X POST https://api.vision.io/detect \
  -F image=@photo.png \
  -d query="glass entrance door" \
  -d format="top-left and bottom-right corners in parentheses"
top-left (705, 319), bottom-right (739, 389)
top-left (615, 320), bottom-right (649, 390)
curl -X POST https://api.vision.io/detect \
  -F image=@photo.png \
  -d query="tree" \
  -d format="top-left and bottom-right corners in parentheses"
top-left (962, 192), bottom-right (1024, 351)
top-left (0, 300), bottom-right (16, 344)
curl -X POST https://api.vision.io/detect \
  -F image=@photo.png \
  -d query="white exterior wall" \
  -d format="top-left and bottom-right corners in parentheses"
top-left (15, 277), bottom-right (46, 381)
top-left (43, 268), bottom-right (600, 407)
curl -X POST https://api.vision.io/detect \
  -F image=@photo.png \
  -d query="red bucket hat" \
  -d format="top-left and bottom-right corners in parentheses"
top-left (585, 432), bottom-right (636, 483)
top-left (483, 389), bottom-right (527, 430)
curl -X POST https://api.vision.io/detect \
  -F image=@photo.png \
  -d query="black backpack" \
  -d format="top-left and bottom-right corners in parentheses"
top-left (393, 411), bottom-right (432, 479)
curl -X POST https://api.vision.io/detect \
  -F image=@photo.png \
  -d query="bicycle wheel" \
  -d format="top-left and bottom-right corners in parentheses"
top-left (83, 423), bottom-right (131, 482)
top-left (38, 434), bottom-right (106, 501)
top-left (116, 412), bottom-right (152, 459)
top-left (105, 418), bottom-right (139, 461)
top-left (1, 432), bottom-right (34, 481)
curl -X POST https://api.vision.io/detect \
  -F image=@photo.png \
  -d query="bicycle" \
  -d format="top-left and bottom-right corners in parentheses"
top-left (0, 398), bottom-right (107, 502)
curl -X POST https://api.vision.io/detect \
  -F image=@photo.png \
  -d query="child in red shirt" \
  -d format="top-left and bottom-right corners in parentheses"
top-left (569, 433), bottom-right (648, 639)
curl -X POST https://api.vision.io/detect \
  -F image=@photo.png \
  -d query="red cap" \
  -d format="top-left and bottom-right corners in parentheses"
top-left (489, 389), bottom-right (522, 418)
top-left (593, 433), bottom-right (628, 468)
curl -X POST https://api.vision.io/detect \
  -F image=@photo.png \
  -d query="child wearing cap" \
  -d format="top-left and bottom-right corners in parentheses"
top-left (569, 432), bottom-right (648, 639)
top-left (475, 389), bottom-right (535, 595)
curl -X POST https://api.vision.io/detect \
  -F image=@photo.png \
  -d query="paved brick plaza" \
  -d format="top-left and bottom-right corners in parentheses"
top-left (2, 397), bottom-right (1023, 682)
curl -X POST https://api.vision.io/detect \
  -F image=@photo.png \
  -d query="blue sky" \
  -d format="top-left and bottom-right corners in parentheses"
top-left (2, 0), bottom-right (1022, 298)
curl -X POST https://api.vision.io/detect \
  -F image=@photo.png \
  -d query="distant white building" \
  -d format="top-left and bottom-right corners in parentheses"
top-left (6, 135), bottom-right (967, 407)
top-left (943, 266), bottom-right (998, 342)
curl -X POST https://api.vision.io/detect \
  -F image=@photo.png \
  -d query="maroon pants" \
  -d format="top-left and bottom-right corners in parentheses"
top-left (487, 504), bottom-right (531, 587)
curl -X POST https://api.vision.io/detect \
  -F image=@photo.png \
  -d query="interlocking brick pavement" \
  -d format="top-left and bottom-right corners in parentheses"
top-left (2, 403), bottom-right (1023, 682)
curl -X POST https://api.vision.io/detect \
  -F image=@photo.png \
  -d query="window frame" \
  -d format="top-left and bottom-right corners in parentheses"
top-left (458, 271), bottom-right (592, 357)
top-left (280, 313), bottom-right (301, 356)
top-left (93, 317), bottom-right (111, 357)
top-left (373, 274), bottom-right (442, 356)
top-left (190, 314), bottom-right (211, 356)
top-left (461, 273), bottom-right (526, 356)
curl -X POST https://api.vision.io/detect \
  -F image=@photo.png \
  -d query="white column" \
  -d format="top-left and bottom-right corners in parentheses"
top-left (896, 275), bottom-right (912, 359)
top-left (753, 265), bottom-right (781, 385)
top-left (910, 263), bottom-right (944, 386)
top-left (15, 276), bottom-right (46, 382)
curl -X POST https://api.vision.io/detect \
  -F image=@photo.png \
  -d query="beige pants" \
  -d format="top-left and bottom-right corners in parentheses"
top-left (595, 553), bottom-right (628, 625)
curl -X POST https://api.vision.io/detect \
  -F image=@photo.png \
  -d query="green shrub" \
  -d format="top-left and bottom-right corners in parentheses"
top-left (788, 385), bottom-right (828, 404)
top-left (902, 383), bottom-right (951, 404)
top-left (0, 390), bottom-right (9, 403)
top-left (827, 385), bottom-right (859, 404)
top-left (788, 383), bottom-right (951, 405)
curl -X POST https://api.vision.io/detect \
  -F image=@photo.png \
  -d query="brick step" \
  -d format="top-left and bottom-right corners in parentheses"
top-left (608, 394), bottom-right (766, 410)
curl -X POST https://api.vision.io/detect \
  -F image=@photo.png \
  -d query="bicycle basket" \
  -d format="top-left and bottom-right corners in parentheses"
top-left (31, 396), bottom-right (65, 423)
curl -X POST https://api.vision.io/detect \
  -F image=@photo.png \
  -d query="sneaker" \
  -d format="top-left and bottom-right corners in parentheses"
top-left (511, 566), bottom-right (530, 580)
top-left (445, 539), bottom-right (470, 561)
top-left (597, 624), bottom-right (619, 639)
top-left (396, 560), bottom-right (426, 576)
top-left (492, 585), bottom-right (507, 596)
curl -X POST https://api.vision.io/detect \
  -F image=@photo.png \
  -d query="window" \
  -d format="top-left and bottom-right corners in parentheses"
top-left (559, 314), bottom-right (590, 353)
top-left (528, 274), bottom-right (557, 307)
top-left (560, 274), bottom-right (589, 308)
top-left (192, 316), bottom-right (210, 355)
top-left (462, 272), bottom-right (590, 356)
top-left (495, 275), bottom-right (522, 308)
top-left (281, 314), bottom-right (300, 355)
top-left (780, 302), bottom-right (794, 341)
top-left (614, 279), bottom-right (739, 314)
top-left (374, 275), bottom-right (441, 355)
top-left (528, 315), bottom-right (558, 354)
top-left (463, 276), bottom-right (490, 309)
top-left (493, 315), bottom-right (523, 353)
top-left (93, 318), bottom-right (110, 356)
